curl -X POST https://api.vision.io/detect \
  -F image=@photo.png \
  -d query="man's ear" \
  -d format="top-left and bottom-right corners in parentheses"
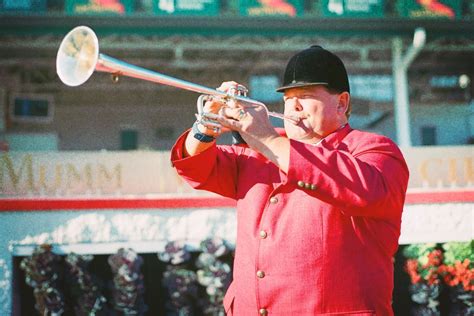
top-left (337, 92), bottom-right (350, 114)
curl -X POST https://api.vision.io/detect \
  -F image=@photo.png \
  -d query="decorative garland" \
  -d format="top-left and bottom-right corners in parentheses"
top-left (439, 242), bottom-right (474, 315)
top-left (20, 244), bottom-right (65, 315)
top-left (20, 242), bottom-right (232, 315)
top-left (64, 253), bottom-right (107, 315)
top-left (19, 240), bottom-right (472, 315)
top-left (20, 238), bottom-right (474, 316)
top-left (195, 238), bottom-right (232, 316)
top-left (403, 241), bottom-right (474, 316)
top-left (108, 248), bottom-right (148, 315)
top-left (157, 238), bottom-right (232, 316)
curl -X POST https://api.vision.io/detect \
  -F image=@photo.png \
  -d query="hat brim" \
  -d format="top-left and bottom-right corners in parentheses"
top-left (275, 82), bottom-right (328, 93)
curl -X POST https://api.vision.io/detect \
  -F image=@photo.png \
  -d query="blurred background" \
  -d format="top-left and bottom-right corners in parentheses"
top-left (0, 0), bottom-right (473, 315)
top-left (1, 0), bottom-right (473, 150)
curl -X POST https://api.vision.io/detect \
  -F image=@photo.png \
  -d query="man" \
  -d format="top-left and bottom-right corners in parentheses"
top-left (171, 45), bottom-right (409, 315)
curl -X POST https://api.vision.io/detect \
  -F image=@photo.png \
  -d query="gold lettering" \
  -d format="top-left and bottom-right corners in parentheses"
top-left (0, 153), bottom-right (34, 192)
top-left (98, 164), bottom-right (122, 192)
top-left (37, 165), bottom-right (49, 193)
top-left (447, 159), bottom-right (458, 184)
top-left (419, 158), bottom-right (442, 186)
top-left (465, 157), bottom-right (474, 183)
top-left (56, 164), bottom-right (63, 192)
top-left (66, 163), bottom-right (93, 193)
top-left (37, 164), bottom-right (63, 194)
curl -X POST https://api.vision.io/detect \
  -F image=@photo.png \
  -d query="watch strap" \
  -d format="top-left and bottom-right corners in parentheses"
top-left (192, 121), bottom-right (215, 143)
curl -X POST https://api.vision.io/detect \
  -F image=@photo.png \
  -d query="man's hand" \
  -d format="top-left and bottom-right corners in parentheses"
top-left (215, 82), bottom-right (290, 173)
top-left (197, 97), bottom-right (227, 138)
top-left (183, 84), bottom-right (229, 158)
top-left (212, 82), bottom-right (278, 142)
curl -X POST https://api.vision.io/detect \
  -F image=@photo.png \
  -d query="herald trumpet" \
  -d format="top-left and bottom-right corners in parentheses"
top-left (56, 26), bottom-right (300, 124)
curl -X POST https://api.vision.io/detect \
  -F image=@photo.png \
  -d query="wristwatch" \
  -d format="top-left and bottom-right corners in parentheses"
top-left (192, 121), bottom-right (215, 143)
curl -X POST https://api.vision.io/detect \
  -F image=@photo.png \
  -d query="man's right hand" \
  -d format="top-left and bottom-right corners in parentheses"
top-left (197, 97), bottom-right (227, 138)
top-left (183, 95), bottom-right (227, 158)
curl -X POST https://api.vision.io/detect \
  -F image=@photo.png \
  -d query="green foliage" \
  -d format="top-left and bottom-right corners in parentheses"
top-left (403, 243), bottom-right (437, 264)
top-left (441, 240), bottom-right (474, 265)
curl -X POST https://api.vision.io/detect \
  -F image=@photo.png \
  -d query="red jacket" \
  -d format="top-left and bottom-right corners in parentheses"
top-left (171, 125), bottom-right (409, 316)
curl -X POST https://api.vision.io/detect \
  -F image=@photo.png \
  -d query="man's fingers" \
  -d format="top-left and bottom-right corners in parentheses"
top-left (220, 106), bottom-right (247, 121)
top-left (204, 99), bottom-right (225, 113)
top-left (218, 116), bottom-right (242, 131)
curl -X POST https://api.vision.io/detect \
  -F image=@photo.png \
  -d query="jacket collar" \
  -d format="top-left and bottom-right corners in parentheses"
top-left (318, 123), bottom-right (352, 148)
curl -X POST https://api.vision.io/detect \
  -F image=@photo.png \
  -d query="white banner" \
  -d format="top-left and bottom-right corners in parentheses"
top-left (1, 146), bottom-right (473, 197)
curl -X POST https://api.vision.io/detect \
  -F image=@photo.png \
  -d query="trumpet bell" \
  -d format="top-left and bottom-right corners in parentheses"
top-left (55, 26), bottom-right (297, 125)
top-left (56, 26), bottom-right (99, 86)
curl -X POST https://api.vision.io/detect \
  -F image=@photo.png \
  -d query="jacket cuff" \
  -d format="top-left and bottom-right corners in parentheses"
top-left (170, 129), bottom-right (217, 181)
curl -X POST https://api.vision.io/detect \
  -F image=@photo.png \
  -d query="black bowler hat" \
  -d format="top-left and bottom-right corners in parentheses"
top-left (276, 45), bottom-right (350, 93)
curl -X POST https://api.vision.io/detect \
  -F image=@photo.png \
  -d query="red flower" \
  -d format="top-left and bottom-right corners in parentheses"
top-left (439, 259), bottom-right (474, 291)
top-left (427, 249), bottom-right (443, 266)
top-left (404, 250), bottom-right (443, 285)
top-left (405, 259), bottom-right (422, 284)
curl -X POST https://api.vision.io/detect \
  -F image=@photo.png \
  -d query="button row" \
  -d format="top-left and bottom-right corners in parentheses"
top-left (258, 197), bottom-right (270, 315)
top-left (297, 180), bottom-right (316, 190)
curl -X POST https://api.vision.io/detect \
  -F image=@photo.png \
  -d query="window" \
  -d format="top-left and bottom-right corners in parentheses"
top-left (120, 129), bottom-right (138, 150)
top-left (9, 94), bottom-right (54, 124)
top-left (421, 126), bottom-right (437, 146)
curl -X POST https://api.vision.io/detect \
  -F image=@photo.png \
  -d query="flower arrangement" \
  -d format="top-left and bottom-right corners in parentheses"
top-left (438, 241), bottom-right (473, 315)
top-left (195, 238), bottom-right (232, 315)
top-left (161, 267), bottom-right (199, 315)
top-left (20, 244), bottom-right (65, 315)
top-left (158, 240), bottom-right (199, 315)
top-left (439, 241), bottom-right (473, 291)
top-left (157, 238), bottom-right (233, 316)
top-left (403, 243), bottom-right (444, 315)
top-left (108, 248), bottom-right (148, 315)
top-left (20, 241), bottom-right (234, 315)
top-left (404, 243), bottom-right (444, 286)
top-left (64, 253), bottom-right (107, 315)
top-left (158, 240), bottom-right (192, 266)
top-left (403, 241), bottom-right (474, 316)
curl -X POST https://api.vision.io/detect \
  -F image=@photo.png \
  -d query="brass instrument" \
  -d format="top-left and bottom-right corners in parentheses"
top-left (56, 26), bottom-right (298, 124)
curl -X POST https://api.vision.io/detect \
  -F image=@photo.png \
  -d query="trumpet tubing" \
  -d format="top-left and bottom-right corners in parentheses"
top-left (56, 26), bottom-right (298, 124)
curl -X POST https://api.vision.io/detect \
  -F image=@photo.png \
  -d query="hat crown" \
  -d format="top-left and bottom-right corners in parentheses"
top-left (276, 45), bottom-right (350, 93)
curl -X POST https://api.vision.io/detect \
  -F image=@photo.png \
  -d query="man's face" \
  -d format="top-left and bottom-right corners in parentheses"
top-left (283, 85), bottom-right (348, 143)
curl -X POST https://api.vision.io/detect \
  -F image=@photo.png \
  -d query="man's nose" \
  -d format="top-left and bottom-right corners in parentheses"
top-left (285, 97), bottom-right (303, 111)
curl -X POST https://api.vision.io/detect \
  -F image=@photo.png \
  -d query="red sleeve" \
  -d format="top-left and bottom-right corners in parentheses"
top-left (170, 130), bottom-right (241, 199)
top-left (287, 134), bottom-right (409, 219)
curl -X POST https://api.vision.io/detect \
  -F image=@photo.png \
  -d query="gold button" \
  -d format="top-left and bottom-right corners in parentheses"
top-left (304, 182), bottom-right (311, 189)
top-left (269, 196), bottom-right (278, 204)
top-left (259, 308), bottom-right (268, 315)
top-left (256, 270), bottom-right (265, 278)
top-left (259, 230), bottom-right (267, 239)
top-left (297, 180), bottom-right (305, 188)
top-left (310, 184), bottom-right (317, 190)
